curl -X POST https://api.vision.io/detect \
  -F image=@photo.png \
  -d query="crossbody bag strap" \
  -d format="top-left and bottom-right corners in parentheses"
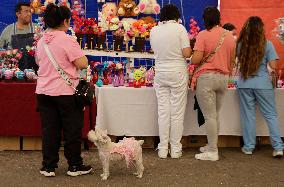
top-left (43, 43), bottom-right (75, 89)
top-left (195, 30), bottom-right (229, 70)
top-left (13, 23), bottom-right (16, 35)
top-left (30, 22), bottom-right (34, 33)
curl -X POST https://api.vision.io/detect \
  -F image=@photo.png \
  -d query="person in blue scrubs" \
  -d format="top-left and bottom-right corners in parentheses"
top-left (236, 16), bottom-right (283, 158)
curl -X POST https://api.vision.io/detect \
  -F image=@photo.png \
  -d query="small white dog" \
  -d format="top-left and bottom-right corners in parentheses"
top-left (88, 129), bottom-right (144, 180)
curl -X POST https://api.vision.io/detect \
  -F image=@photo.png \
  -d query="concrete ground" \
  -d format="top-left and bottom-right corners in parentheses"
top-left (0, 147), bottom-right (284, 187)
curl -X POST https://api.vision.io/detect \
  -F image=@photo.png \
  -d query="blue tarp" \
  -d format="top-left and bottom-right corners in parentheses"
top-left (0, 0), bottom-right (217, 67)
top-left (0, 0), bottom-right (217, 32)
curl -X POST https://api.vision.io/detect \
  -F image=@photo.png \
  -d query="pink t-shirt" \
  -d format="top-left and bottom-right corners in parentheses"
top-left (194, 27), bottom-right (235, 75)
top-left (35, 31), bottom-right (85, 96)
top-left (189, 27), bottom-right (236, 90)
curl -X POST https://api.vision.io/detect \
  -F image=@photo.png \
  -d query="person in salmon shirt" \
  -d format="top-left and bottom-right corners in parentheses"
top-left (191, 7), bottom-right (236, 161)
top-left (35, 4), bottom-right (92, 177)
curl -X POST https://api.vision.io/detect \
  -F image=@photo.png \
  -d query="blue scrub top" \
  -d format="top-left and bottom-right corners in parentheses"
top-left (237, 40), bottom-right (279, 89)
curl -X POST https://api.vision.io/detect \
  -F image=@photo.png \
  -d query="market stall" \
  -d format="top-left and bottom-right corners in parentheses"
top-left (95, 86), bottom-right (284, 136)
top-left (1, 0), bottom-right (284, 143)
top-left (0, 82), bottom-right (93, 138)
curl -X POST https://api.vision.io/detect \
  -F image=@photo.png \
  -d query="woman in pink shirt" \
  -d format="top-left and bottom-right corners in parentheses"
top-left (191, 7), bottom-right (236, 161)
top-left (36, 4), bottom-right (92, 177)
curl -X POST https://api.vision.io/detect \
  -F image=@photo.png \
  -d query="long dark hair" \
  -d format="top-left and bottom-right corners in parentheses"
top-left (237, 16), bottom-right (266, 80)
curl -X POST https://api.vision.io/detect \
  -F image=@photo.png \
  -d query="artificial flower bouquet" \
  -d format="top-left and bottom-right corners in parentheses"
top-left (1, 49), bottom-right (22, 69)
top-left (131, 20), bottom-right (156, 52)
top-left (131, 20), bottom-right (156, 38)
top-left (188, 18), bottom-right (200, 49)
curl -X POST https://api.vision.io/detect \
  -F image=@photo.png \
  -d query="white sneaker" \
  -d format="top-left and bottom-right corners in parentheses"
top-left (170, 150), bottom-right (182, 159)
top-left (241, 147), bottom-right (253, 155)
top-left (40, 167), bottom-right (55, 177)
top-left (199, 144), bottom-right (209, 153)
top-left (158, 149), bottom-right (168, 159)
top-left (195, 152), bottom-right (219, 161)
top-left (273, 150), bottom-right (283, 158)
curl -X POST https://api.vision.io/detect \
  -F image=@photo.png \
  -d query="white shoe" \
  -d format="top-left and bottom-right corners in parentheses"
top-left (40, 167), bottom-right (55, 177)
top-left (195, 152), bottom-right (219, 161)
top-left (158, 149), bottom-right (168, 159)
top-left (170, 150), bottom-right (182, 159)
top-left (241, 147), bottom-right (253, 155)
top-left (273, 150), bottom-right (283, 158)
top-left (199, 144), bottom-right (209, 153)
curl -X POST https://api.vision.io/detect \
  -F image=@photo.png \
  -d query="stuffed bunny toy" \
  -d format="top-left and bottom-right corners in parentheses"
top-left (138, 0), bottom-right (160, 14)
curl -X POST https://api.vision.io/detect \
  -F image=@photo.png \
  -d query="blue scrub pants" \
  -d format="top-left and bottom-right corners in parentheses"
top-left (237, 89), bottom-right (283, 151)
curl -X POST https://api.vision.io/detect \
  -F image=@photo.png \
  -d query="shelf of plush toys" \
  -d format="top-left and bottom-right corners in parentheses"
top-left (84, 49), bottom-right (154, 59)
top-left (90, 60), bottom-right (155, 88)
top-left (0, 50), bottom-right (37, 83)
top-left (71, 0), bottom-right (161, 58)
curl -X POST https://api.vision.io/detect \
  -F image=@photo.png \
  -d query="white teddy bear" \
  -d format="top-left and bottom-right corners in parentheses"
top-left (44, 0), bottom-right (56, 7)
top-left (138, 0), bottom-right (160, 14)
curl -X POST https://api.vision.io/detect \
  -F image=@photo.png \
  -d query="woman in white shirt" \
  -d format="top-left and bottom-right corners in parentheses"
top-left (150, 4), bottom-right (192, 159)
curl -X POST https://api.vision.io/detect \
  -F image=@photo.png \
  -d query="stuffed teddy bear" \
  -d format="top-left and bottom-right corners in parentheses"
top-left (58, 0), bottom-right (71, 8)
top-left (44, 0), bottom-right (56, 7)
top-left (102, 2), bottom-right (118, 21)
top-left (138, 0), bottom-right (160, 14)
top-left (121, 18), bottom-right (137, 51)
top-left (30, 0), bottom-right (42, 14)
top-left (117, 0), bottom-right (139, 17)
top-left (71, 0), bottom-right (85, 16)
top-left (41, 0), bottom-right (56, 11)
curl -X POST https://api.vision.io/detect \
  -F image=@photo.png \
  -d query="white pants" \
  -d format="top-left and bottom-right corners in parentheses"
top-left (154, 71), bottom-right (189, 152)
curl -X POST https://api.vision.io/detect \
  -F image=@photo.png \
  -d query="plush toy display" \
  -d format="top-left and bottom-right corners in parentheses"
top-left (4, 69), bottom-right (14, 82)
top-left (15, 69), bottom-right (25, 81)
top-left (138, 0), bottom-right (160, 14)
top-left (121, 18), bottom-right (137, 50)
top-left (102, 2), bottom-right (118, 21)
top-left (30, 0), bottom-right (42, 14)
top-left (127, 67), bottom-right (135, 87)
top-left (71, 0), bottom-right (85, 16)
top-left (139, 65), bottom-right (146, 86)
top-left (133, 69), bottom-right (142, 88)
top-left (145, 67), bottom-right (155, 87)
top-left (58, 0), bottom-right (71, 8)
top-left (117, 0), bottom-right (139, 17)
top-left (44, 0), bottom-right (56, 7)
top-left (25, 69), bottom-right (37, 82)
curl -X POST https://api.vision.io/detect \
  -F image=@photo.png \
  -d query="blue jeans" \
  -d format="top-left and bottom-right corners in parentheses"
top-left (238, 89), bottom-right (283, 151)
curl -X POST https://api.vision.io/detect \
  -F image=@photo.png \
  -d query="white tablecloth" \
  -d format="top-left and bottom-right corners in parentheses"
top-left (95, 86), bottom-right (284, 136)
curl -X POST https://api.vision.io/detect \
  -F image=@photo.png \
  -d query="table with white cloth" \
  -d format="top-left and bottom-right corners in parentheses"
top-left (95, 86), bottom-right (284, 137)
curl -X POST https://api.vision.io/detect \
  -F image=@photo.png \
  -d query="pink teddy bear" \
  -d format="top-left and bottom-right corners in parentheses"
top-left (138, 0), bottom-right (160, 14)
